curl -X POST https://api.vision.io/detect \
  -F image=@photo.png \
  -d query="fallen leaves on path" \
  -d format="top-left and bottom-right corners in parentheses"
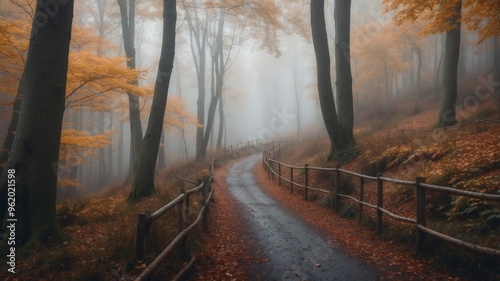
top-left (253, 163), bottom-right (458, 281)
top-left (190, 161), bottom-right (255, 280)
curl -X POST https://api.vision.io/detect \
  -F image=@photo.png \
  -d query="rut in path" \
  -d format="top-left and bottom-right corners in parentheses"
top-left (226, 154), bottom-right (379, 281)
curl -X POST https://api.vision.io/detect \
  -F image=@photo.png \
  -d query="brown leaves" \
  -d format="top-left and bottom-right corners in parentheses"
top-left (253, 161), bottom-right (453, 281)
top-left (191, 163), bottom-right (253, 280)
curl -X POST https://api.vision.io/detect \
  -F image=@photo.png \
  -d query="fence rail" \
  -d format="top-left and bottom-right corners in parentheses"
top-left (263, 142), bottom-right (500, 257)
top-left (132, 162), bottom-right (215, 281)
top-left (132, 138), bottom-right (274, 280)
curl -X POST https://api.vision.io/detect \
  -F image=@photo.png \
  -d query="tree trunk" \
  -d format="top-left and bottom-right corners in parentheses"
top-left (0, 73), bottom-right (24, 176)
top-left (434, 34), bottom-right (446, 102)
top-left (311, 0), bottom-right (346, 160)
top-left (158, 129), bottom-right (166, 169)
top-left (197, 9), bottom-right (224, 161)
top-left (0, 0), bottom-right (74, 251)
top-left (98, 111), bottom-right (107, 185)
top-left (413, 48), bottom-right (422, 111)
top-left (174, 58), bottom-right (189, 161)
top-left (437, 0), bottom-right (462, 127)
top-left (216, 92), bottom-right (224, 149)
top-left (494, 36), bottom-right (500, 119)
top-left (183, 2), bottom-right (208, 160)
top-left (118, 0), bottom-right (143, 183)
top-left (334, 0), bottom-right (354, 144)
top-left (129, 0), bottom-right (176, 201)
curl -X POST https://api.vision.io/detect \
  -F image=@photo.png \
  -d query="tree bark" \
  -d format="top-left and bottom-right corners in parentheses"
top-left (334, 0), bottom-right (354, 144)
top-left (117, 0), bottom-right (143, 183)
top-left (197, 9), bottom-right (224, 161)
top-left (183, 2), bottom-right (208, 160)
top-left (437, 0), bottom-right (462, 127)
top-left (413, 48), bottom-right (422, 111)
top-left (0, 73), bottom-right (24, 176)
top-left (494, 36), bottom-right (500, 119)
top-left (0, 0), bottom-right (74, 251)
top-left (158, 129), bottom-right (166, 169)
top-left (216, 92), bottom-right (224, 149)
top-left (311, 0), bottom-right (346, 160)
top-left (129, 0), bottom-right (176, 201)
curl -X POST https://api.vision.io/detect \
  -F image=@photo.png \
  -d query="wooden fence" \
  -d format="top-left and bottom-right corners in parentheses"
top-left (223, 138), bottom-right (272, 158)
top-left (132, 162), bottom-right (215, 281)
top-left (263, 142), bottom-right (500, 257)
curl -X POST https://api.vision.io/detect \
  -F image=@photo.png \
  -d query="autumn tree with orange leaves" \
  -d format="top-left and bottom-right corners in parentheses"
top-left (383, 0), bottom-right (500, 126)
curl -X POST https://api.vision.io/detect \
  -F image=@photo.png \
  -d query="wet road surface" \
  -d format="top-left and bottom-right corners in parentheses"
top-left (226, 154), bottom-right (379, 281)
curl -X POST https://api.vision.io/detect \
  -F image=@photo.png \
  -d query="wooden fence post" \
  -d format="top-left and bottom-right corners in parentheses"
top-left (416, 177), bottom-right (427, 253)
top-left (271, 161), bottom-right (274, 181)
top-left (334, 165), bottom-right (341, 212)
top-left (290, 167), bottom-right (294, 194)
top-left (359, 177), bottom-right (364, 224)
top-left (185, 194), bottom-right (190, 226)
top-left (304, 164), bottom-right (309, 201)
top-left (133, 213), bottom-right (148, 262)
top-left (267, 159), bottom-right (270, 179)
top-left (178, 197), bottom-right (184, 234)
top-left (376, 174), bottom-right (383, 235)
top-left (278, 162), bottom-right (282, 186)
top-left (199, 179), bottom-right (209, 231)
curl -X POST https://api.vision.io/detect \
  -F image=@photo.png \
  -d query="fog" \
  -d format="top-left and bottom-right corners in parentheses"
top-left (0, 0), bottom-right (497, 194)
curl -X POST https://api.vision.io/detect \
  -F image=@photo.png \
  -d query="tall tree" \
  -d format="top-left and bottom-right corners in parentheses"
top-left (197, 8), bottom-right (224, 161)
top-left (182, 0), bottom-right (208, 160)
top-left (311, 0), bottom-right (347, 160)
top-left (0, 0), bottom-right (75, 250)
top-left (382, 0), bottom-right (500, 127)
top-left (335, 0), bottom-right (354, 143)
top-left (437, 0), bottom-right (462, 127)
top-left (117, 0), bottom-right (143, 182)
top-left (494, 36), bottom-right (500, 118)
top-left (129, 0), bottom-right (176, 201)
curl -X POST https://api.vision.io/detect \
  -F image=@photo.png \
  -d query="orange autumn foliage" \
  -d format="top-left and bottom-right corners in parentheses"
top-left (383, 0), bottom-right (500, 43)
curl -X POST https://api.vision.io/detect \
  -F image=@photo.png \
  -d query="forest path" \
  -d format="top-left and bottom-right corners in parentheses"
top-left (226, 154), bottom-right (379, 280)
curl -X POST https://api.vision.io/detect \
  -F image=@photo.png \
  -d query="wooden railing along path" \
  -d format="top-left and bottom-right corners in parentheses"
top-left (263, 141), bottom-right (500, 257)
top-left (131, 138), bottom-right (273, 280)
top-left (132, 162), bottom-right (215, 281)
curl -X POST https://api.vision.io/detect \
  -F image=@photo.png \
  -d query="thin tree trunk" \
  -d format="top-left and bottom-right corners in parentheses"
top-left (493, 36), bottom-right (500, 119)
top-left (437, 0), bottom-right (462, 127)
top-left (216, 92), bottom-right (224, 149)
top-left (197, 9), bottom-right (224, 161)
top-left (0, 0), bottom-right (74, 251)
top-left (434, 34), bottom-right (446, 102)
top-left (158, 129), bottom-right (166, 169)
top-left (118, 0), bottom-right (143, 183)
top-left (174, 58), bottom-right (189, 161)
top-left (183, 2), bottom-right (208, 159)
top-left (0, 73), bottom-right (24, 176)
top-left (129, 0), bottom-right (176, 201)
top-left (118, 117), bottom-right (124, 176)
top-left (413, 48), bottom-right (422, 111)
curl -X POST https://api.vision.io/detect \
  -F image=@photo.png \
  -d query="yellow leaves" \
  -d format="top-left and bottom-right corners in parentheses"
top-left (66, 51), bottom-right (152, 110)
top-left (163, 95), bottom-right (200, 130)
top-left (384, 0), bottom-right (499, 43)
top-left (57, 129), bottom-right (113, 187)
top-left (0, 19), bottom-right (30, 96)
